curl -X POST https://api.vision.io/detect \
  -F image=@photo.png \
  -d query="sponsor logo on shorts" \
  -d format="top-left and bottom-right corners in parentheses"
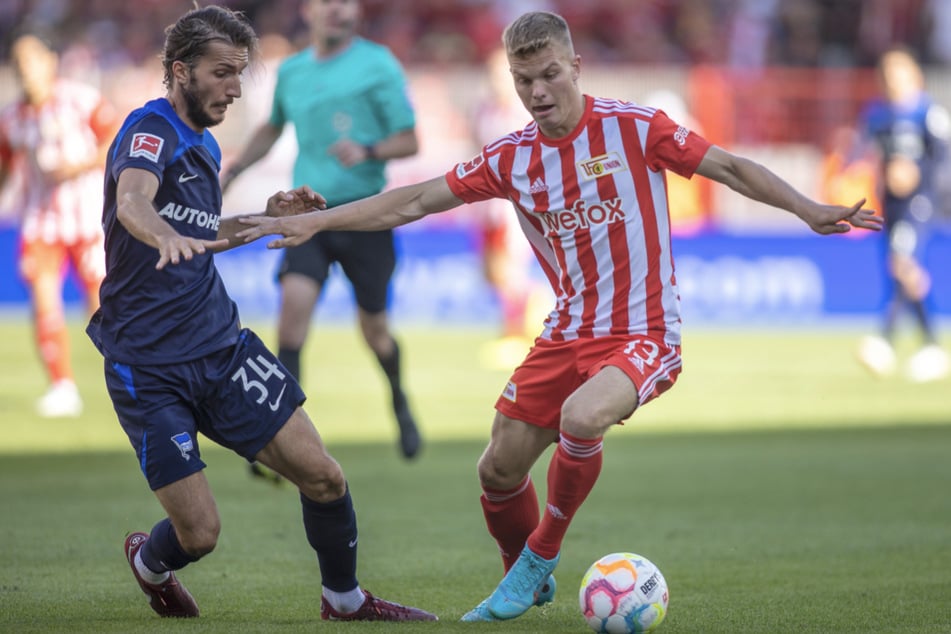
top-left (130, 133), bottom-right (164, 162)
top-left (171, 432), bottom-right (194, 460)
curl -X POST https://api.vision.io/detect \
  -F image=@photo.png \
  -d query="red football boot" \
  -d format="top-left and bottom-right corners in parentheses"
top-left (321, 590), bottom-right (437, 622)
top-left (124, 532), bottom-right (199, 618)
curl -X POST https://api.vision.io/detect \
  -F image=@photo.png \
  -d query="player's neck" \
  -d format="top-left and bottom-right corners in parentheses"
top-left (314, 36), bottom-right (353, 60)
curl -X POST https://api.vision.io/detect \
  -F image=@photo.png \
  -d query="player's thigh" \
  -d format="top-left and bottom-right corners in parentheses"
top-left (254, 407), bottom-right (346, 502)
top-left (18, 238), bottom-right (66, 284)
top-left (561, 365), bottom-right (639, 438)
top-left (19, 240), bottom-right (66, 312)
top-left (567, 334), bottom-right (682, 436)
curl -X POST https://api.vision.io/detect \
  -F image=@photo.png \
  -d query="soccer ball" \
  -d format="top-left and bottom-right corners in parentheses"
top-left (579, 552), bottom-right (669, 633)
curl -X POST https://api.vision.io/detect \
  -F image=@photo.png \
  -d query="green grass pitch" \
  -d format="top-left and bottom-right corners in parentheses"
top-left (1, 319), bottom-right (949, 633)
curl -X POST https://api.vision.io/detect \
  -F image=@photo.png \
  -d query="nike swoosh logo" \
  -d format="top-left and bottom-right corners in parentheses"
top-left (348, 539), bottom-right (358, 548)
top-left (178, 173), bottom-right (198, 183)
top-left (268, 384), bottom-right (287, 412)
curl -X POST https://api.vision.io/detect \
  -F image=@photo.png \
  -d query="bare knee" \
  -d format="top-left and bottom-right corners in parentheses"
top-left (175, 515), bottom-right (221, 558)
top-left (297, 458), bottom-right (347, 503)
top-left (476, 450), bottom-right (526, 491)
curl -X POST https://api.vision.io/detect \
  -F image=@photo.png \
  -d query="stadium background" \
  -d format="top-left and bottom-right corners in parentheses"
top-left (2, 4), bottom-right (950, 632)
top-left (1, 0), bottom-right (950, 327)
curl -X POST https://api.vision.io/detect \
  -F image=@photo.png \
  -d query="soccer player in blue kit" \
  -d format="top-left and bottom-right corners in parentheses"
top-left (85, 5), bottom-right (435, 622)
top-left (856, 47), bottom-right (950, 382)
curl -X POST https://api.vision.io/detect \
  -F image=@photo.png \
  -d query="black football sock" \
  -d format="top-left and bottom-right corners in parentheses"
top-left (909, 299), bottom-right (938, 344)
top-left (375, 339), bottom-right (403, 403)
top-left (300, 488), bottom-right (359, 592)
top-left (141, 518), bottom-right (200, 573)
top-left (278, 347), bottom-right (301, 382)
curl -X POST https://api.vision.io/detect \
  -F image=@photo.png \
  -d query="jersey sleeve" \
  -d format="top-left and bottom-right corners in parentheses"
top-left (368, 49), bottom-right (416, 134)
top-left (644, 109), bottom-right (712, 179)
top-left (268, 60), bottom-right (291, 129)
top-left (112, 115), bottom-right (178, 185)
top-left (445, 148), bottom-right (507, 204)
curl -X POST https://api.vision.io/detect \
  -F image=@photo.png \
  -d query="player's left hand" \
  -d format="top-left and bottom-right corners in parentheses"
top-left (237, 213), bottom-right (319, 248)
top-left (804, 198), bottom-right (883, 235)
top-left (329, 139), bottom-right (370, 167)
top-left (265, 186), bottom-right (326, 217)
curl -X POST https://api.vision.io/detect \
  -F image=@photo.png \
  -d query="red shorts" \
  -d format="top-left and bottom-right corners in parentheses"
top-left (495, 334), bottom-right (682, 429)
top-left (18, 236), bottom-right (105, 287)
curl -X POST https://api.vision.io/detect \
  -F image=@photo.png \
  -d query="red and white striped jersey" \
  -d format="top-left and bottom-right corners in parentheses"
top-left (446, 95), bottom-right (711, 345)
top-left (0, 78), bottom-right (115, 244)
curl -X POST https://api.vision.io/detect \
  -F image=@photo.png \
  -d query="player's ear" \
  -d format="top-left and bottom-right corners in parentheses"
top-left (171, 60), bottom-right (190, 86)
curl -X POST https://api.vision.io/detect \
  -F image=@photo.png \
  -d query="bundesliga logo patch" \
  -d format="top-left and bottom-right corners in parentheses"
top-left (130, 133), bottom-right (164, 162)
top-left (502, 381), bottom-right (517, 402)
top-left (455, 153), bottom-right (484, 179)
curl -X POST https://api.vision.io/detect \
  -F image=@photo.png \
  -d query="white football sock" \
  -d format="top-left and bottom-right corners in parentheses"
top-left (134, 549), bottom-right (170, 585)
top-left (323, 585), bottom-right (365, 614)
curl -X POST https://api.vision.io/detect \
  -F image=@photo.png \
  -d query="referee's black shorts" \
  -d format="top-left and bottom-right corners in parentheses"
top-left (277, 229), bottom-right (396, 314)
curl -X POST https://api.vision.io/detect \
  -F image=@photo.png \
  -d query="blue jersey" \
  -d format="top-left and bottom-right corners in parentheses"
top-left (860, 93), bottom-right (950, 225)
top-left (87, 98), bottom-right (239, 365)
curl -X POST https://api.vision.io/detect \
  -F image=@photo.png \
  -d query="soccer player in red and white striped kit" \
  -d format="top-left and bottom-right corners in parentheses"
top-left (0, 33), bottom-right (119, 417)
top-left (237, 10), bottom-right (883, 622)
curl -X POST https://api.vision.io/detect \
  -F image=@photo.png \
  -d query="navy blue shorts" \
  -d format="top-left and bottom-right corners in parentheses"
top-left (277, 229), bottom-right (396, 314)
top-left (104, 329), bottom-right (306, 490)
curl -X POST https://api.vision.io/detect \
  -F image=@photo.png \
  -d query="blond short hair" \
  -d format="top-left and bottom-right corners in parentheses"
top-left (502, 11), bottom-right (574, 59)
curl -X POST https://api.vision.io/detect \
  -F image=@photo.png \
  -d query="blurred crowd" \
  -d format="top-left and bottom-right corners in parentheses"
top-left (2, 0), bottom-right (951, 69)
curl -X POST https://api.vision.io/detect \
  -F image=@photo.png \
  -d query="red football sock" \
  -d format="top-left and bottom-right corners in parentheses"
top-left (35, 304), bottom-right (72, 383)
top-left (480, 476), bottom-right (539, 573)
top-left (527, 432), bottom-right (603, 560)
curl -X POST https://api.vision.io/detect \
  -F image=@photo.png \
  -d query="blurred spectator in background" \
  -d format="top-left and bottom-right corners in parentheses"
top-left (855, 47), bottom-right (950, 382)
top-left (0, 0), bottom-right (940, 69)
top-left (469, 48), bottom-right (542, 370)
top-left (222, 0), bottom-right (423, 460)
top-left (0, 32), bottom-right (118, 417)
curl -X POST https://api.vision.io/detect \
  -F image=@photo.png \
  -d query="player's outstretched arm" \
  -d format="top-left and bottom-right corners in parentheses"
top-left (116, 167), bottom-right (229, 270)
top-left (215, 186), bottom-right (326, 251)
top-left (695, 145), bottom-right (883, 234)
top-left (236, 175), bottom-right (464, 248)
